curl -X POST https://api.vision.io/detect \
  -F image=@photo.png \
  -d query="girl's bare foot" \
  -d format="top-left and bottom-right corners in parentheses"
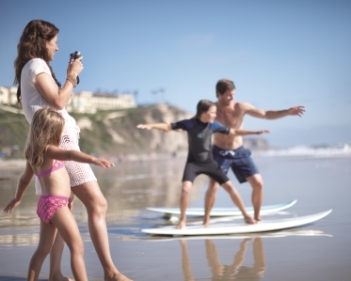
top-left (105, 272), bottom-right (133, 281)
top-left (49, 273), bottom-right (74, 281)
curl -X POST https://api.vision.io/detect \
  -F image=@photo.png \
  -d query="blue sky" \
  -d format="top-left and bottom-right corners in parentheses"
top-left (1, 0), bottom-right (350, 147)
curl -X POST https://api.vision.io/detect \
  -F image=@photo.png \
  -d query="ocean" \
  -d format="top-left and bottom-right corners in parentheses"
top-left (0, 144), bottom-right (350, 280)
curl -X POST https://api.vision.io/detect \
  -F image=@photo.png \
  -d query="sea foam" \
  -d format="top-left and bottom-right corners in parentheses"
top-left (257, 143), bottom-right (351, 158)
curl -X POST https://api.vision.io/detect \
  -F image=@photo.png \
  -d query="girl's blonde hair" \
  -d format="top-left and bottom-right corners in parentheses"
top-left (25, 107), bottom-right (64, 167)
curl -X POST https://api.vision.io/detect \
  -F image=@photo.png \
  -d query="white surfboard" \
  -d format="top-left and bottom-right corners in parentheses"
top-left (141, 209), bottom-right (332, 236)
top-left (146, 200), bottom-right (297, 218)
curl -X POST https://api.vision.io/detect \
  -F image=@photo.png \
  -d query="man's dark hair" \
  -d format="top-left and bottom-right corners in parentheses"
top-left (216, 79), bottom-right (236, 96)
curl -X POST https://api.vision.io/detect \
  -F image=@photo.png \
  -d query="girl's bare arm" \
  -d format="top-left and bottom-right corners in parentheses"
top-left (4, 162), bottom-right (34, 213)
top-left (45, 145), bottom-right (114, 168)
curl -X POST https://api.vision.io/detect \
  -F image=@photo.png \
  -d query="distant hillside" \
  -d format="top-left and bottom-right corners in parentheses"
top-left (0, 104), bottom-right (270, 159)
top-left (0, 107), bottom-right (29, 158)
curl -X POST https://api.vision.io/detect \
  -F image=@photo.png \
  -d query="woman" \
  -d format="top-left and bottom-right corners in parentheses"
top-left (14, 20), bottom-right (131, 281)
top-left (137, 99), bottom-right (270, 229)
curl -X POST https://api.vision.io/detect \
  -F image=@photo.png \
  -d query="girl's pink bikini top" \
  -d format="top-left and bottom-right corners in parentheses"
top-left (36, 160), bottom-right (65, 179)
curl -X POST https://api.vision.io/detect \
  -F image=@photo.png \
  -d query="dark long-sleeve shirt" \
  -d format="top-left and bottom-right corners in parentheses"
top-left (171, 118), bottom-right (229, 162)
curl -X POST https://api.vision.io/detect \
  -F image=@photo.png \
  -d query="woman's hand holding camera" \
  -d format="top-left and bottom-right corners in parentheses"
top-left (66, 51), bottom-right (83, 88)
top-left (67, 56), bottom-right (83, 78)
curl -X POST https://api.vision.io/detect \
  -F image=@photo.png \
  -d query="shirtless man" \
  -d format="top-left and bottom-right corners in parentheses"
top-left (203, 79), bottom-right (305, 226)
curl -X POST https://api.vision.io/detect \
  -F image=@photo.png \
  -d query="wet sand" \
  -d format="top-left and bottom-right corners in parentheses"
top-left (0, 156), bottom-right (350, 280)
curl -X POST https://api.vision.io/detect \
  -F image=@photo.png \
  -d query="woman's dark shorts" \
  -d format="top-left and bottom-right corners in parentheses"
top-left (212, 145), bottom-right (259, 183)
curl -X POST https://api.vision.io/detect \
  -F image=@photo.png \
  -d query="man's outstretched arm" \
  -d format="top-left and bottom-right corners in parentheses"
top-left (244, 103), bottom-right (305, 120)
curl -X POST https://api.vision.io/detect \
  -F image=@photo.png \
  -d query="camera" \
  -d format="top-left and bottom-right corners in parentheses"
top-left (70, 51), bottom-right (81, 62)
top-left (69, 51), bottom-right (81, 85)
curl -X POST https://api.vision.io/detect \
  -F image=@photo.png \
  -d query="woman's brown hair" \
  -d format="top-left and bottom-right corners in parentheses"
top-left (14, 20), bottom-right (61, 104)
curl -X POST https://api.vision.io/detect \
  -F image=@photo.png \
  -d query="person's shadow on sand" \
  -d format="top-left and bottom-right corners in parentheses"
top-left (180, 237), bottom-right (266, 281)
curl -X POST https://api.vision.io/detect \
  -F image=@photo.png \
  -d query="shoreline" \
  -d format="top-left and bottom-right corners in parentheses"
top-left (0, 159), bottom-right (26, 179)
top-left (0, 159), bottom-right (26, 167)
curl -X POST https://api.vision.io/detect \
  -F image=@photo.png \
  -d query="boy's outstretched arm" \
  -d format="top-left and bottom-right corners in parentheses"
top-left (229, 129), bottom-right (271, 136)
top-left (4, 162), bottom-right (34, 213)
top-left (137, 123), bottom-right (172, 132)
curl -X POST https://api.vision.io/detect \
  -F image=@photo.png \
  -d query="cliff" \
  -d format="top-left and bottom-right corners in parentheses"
top-left (0, 104), bottom-right (270, 159)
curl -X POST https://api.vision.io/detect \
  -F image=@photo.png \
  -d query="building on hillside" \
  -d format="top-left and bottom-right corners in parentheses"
top-left (0, 86), bottom-right (17, 105)
top-left (67, 91), bottom-right (136, 113)
top-left (0, 86), bottom-right (136, 114)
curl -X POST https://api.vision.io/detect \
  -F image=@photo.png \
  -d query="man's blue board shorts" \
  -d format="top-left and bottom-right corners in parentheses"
top-left (212, 145), bottom-right (259, 183)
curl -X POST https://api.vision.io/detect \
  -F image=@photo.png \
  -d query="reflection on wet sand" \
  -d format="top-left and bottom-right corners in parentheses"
top-left (180, 237), bottom-right (266, 281)
top-left (92, 158), bottom-right (208, 221)
top-left (0, 157), bottom-right (208, 226)
top-left (0, 233), bottom-right (40, 247)
top-left (0, 231), bottom-right (93, 247)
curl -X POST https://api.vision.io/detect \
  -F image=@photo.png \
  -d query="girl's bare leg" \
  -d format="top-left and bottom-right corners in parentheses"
top-left (51, 206), bottom-right (88, 281)
top-left (28, 222), bottom-right (57, 281)
top-left (49, 193), bottom-right (75, 281)
top-left (72, 181), bottom-right (132, 281)
top-left (49, 234), bottom-right (72, 281)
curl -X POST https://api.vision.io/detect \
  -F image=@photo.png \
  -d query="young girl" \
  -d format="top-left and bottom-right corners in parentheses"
top-left (4, 107), bottom-right (114, 281)
top-left (137, 99), bottom-right (270, 229)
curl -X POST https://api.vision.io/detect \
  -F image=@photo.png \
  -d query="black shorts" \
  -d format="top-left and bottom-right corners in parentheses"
top-left (182, 160), bottom-right (229, 185)
top-left (212, 145), bottom-right (259, 183)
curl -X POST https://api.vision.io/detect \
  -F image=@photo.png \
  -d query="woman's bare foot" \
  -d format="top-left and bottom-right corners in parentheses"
top-left (254, 215), bottom-right (262, 221)
top-left (105, 272), bottom-right (133, 281)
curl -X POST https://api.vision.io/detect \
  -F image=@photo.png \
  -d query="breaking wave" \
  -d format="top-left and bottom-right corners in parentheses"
top-left (257, 143), bottom-right (351, 158)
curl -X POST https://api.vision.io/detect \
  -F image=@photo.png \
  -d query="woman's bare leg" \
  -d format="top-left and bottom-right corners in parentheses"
top-left (72, 181), bottom-right (132, 281)
top-left (28, 222), bottom-right (57, 281)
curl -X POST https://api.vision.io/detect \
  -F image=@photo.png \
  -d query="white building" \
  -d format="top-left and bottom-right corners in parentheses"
top-left (0, 86), bottom-right (18, 105)
top-left (67, 91), bottom-right (136, 113)
top-left (0, 87), bottom-right (136, 114)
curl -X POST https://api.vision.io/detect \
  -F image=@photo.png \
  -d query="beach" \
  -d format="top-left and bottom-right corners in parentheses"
top-left (0, 153), bottom-right (350, 281)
